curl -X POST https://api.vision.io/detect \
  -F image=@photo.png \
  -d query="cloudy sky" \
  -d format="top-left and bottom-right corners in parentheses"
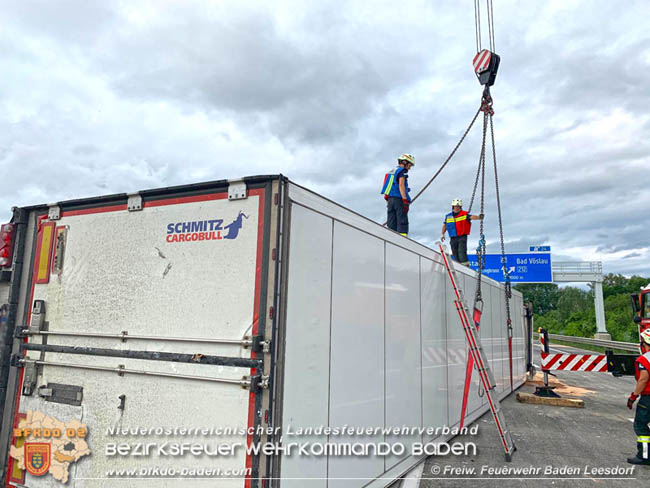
top-left (2, 0), bottom-right (649, 277)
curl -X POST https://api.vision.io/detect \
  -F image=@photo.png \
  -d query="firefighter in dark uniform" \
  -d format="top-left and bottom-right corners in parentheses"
top-left (440, 198), bottom-right (483, 265)
top-left (627, 328), bottom-right (650, 465)
top-left (381, 154), bottom-right (415, 236)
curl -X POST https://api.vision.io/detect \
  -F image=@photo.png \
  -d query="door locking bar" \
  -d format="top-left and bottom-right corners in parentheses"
top-left (16, 327), bottom-right (268, 351)
top-left (18, 343), bottom-right (262, 369)
top-left (16, 327), bottom-right (256, 346)
top-left (13, 358), bottom-right (267, 390)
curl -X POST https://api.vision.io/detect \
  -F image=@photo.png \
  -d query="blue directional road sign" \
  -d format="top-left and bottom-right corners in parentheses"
top-left (467, 253), bottom-right (553, 283)
top-left (530, 245), bottom-right (551, 252)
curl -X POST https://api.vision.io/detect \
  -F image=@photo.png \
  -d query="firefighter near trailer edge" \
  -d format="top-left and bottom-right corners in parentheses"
top-left (626, 329), bottom-right (650, 465)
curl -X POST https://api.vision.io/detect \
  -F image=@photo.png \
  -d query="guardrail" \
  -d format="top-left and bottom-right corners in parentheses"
top-left (533, 332), bottom-right (639, 353)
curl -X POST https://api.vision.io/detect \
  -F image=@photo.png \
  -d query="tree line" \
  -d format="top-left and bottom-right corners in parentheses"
top-left (514, 274), bottom-right (649, 342)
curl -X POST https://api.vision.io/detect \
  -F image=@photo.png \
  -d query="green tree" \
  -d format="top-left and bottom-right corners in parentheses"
top-left (535, 309), bottom-right (561, 334)
top-left (556, 286), bottom-right (591, 325)
top-left (604, 293), bottom-right (640, 342)
top-left (514, 283), bottom-right (560, 315)
top-left (601, 274), bottom-right (649, 299)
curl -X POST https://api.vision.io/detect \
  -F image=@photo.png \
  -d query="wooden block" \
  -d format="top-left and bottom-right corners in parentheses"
top-left (516, 392), bottom-right (584, 408)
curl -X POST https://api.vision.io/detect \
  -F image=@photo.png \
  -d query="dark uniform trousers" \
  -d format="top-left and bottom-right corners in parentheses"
top-left (634, 395), bottom-right (650, 460)
top-left (387, 197), bottom-right (408, 235)
top-left (450, 235), bottom-right (469, 264)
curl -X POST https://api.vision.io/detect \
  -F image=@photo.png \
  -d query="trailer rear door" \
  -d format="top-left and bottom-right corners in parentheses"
top-left (5, 185), bottom-right (271, 487)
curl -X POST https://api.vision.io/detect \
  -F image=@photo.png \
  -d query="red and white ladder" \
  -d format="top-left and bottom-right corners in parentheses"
top-left (437, 242), bottom-right (516, 461)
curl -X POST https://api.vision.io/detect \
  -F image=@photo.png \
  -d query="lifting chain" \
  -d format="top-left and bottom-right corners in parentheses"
top-left (490, 113), bottom-right (513, 337)
top-left (468, 88), bottom-right (493, 308)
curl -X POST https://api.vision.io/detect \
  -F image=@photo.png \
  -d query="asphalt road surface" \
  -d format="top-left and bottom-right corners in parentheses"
top-left (415, 343), bottom-right (649, 488)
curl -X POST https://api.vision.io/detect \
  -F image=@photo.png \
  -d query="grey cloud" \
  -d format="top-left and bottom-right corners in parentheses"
top-left (2, 1), bottom-right (118, 45)
top-left (623, 252), bottom-right (642, 259)
top-left (1, 0), bottom-right (650, 278)
top-left (91, 6), bottom-right (435, 145)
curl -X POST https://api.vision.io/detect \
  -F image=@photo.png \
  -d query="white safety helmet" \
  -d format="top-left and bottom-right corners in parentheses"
top-left (398, 153), bottom-right (415, 165)
top-left (640, 328), bottom-right (650, 345)
top-left (451, 198), bottom-right (463, 207)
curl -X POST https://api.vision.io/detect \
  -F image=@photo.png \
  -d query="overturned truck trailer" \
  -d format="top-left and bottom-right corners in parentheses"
top-left (0, 175), bottom-right (528, 487)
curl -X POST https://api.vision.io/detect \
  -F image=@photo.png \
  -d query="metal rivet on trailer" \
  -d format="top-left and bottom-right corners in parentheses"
top-left (117, 364), bottom-right (125, 376)
top-left (118, 394), bottom-right (126, 410)
top-left (121, 330), bottom-right (128, 342)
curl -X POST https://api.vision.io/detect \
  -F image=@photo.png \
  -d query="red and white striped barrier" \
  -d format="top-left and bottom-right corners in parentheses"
top-left (541, 352), bottom-right (608, 372)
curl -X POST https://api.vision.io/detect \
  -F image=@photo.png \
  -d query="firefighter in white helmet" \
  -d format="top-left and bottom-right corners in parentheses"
top-left (627, 328), bottom-right (650, 465)
top-left (440, 198), bottom-right (484, 265)
top-left (380, 154), bottom-right (415, 236)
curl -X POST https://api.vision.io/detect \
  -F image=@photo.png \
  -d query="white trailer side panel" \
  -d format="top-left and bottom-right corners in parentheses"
top-left (420, 257), bottom-right (449, 439)
top-left (281, 184), bottom-right (527, 488)
top-left (280, 205), bottom-right (332, 488)
top-left (328, 222), bottom-right (385, 488)
top-left (384, 243), bottom-right (422, 471)
top-left (491, 284), bottom-right (506, 393)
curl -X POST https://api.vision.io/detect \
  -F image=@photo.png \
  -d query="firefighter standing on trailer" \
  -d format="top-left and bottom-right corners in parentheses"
top-left (627, 328), bottom-right (650, 465)
top-left (440, 199), bottom-right (483, 265)
top-left (381, 154), bottom-right (415, 236)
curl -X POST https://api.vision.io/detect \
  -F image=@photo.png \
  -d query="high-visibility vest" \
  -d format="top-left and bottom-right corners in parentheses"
top-left (381, 167), bottom-right (410, 200)
top-left (444, 210), bottom-right (472, 237)
top-left (635, 351), bottom-right (650, 395)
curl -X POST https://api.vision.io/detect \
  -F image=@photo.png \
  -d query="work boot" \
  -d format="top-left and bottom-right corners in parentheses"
top-left (627, 456), bottom-right (650, 465)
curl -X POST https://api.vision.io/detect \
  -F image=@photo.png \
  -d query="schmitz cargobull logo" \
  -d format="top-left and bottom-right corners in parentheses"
top-left (166, 211), bottom-right (248, 243)
top-left (25, 443), bottom-right (51, 476)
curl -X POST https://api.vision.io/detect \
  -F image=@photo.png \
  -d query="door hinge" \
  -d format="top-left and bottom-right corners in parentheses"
top-left (127, 193), bottom-right (143, 212)
top-left (243, 336), bottom-right (270, 354)
top-left (228, 180), bottom-right (248, 201)
top-left (243, 374), bottom-right (270, 392)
